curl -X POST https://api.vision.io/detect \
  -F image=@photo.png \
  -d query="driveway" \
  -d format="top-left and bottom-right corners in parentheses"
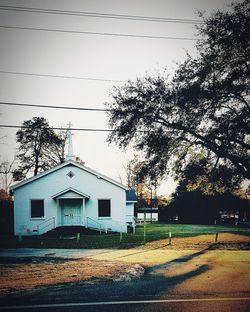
top-left (0, 248), bottom-right (111, 259)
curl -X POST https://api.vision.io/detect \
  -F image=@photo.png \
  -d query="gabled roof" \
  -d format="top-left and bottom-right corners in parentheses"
top-left (51, 187), bottom-right (90, 199)
top-left (10, 160), bottom-right (128, 191)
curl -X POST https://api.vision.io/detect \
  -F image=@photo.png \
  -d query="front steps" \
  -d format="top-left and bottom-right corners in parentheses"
top-left (42, 226), bottom-right (105, 237)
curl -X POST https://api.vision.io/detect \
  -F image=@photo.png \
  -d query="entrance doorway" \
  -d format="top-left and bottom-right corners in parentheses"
top-left (60, 198), bottom-right (83, 226)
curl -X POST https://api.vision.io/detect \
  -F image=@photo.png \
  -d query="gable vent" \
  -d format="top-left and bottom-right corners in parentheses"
top-left (67, 171), bottom-right (75, 178)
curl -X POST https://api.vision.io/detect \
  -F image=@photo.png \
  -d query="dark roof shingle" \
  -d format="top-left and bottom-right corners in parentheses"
top-left (126, 189), bottom-right (137, 202)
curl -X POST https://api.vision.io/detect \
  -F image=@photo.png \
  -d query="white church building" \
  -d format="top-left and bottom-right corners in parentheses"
top-left (10, 128), bottom-right (136, 236)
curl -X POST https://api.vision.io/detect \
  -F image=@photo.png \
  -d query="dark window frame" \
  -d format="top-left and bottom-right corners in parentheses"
top-left (98, 199), bottom-right (111, 218)
top-left (30, 199), bottom-right (45, 219)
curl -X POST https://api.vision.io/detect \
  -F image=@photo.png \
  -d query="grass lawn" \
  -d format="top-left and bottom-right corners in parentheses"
top-left (121, 223), bottom-right (249, 246)
top-left (0, 223), bottom-right (248, 249)
top-left (135, 223), bottom-right (244, 236)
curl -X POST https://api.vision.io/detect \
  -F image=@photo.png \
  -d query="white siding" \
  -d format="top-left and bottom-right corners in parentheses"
top-left (13, 164), bottom-right (127, 235)
top-left (126, 202), bottom-right (135, 223)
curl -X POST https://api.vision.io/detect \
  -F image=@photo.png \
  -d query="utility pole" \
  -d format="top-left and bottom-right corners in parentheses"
top-left (150, 186), bottom-right (153, 224)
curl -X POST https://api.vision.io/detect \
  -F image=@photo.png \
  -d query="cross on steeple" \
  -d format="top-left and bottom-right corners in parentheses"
top-left (66, 122), bottom-right (76, 161)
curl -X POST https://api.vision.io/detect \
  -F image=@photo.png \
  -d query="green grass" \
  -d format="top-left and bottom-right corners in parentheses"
top-left (0, 223), bottom-right (249, 249)
top-left (136, 223), bottom-right (243, 236)
top-left (129, 223), bottom-right (250, 245)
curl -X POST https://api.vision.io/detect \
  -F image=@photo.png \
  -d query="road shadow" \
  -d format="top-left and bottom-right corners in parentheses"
top-left (146, 249), bottom-right (207, 274)
top-left (0, 248), bottom-right (210, 306)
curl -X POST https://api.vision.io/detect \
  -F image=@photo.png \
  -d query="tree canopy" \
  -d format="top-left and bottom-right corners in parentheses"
top-left (106, 0), bottom-right (250, 181)
top-left (13, 117), bottom-right (67, 181)
top-left (176, 156), bottom-right (243, 195)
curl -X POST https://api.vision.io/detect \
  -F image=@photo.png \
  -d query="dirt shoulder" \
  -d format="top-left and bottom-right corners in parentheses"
top-left (0, 257), bottom-right (144, 295)
top-left (0, 233), bottom-right (249, 297)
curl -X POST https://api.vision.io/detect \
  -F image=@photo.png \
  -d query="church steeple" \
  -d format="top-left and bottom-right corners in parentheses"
top-left (66, 122), bottom-right (76, 161)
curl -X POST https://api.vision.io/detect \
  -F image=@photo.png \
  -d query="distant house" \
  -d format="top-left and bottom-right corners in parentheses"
top-left (137, 207), bottom-right (159, 222)
top-left (136, 197), bottom-right (159, 222)
top-left (10, 128), bottom-right (136, 235)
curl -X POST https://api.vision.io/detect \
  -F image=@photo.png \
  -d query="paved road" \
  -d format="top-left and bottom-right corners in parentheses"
top-left (1, 298), bottom-right (250, 312)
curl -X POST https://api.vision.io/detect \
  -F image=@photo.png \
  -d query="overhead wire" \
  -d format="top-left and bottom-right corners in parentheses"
top-left (0, 7), bottom-right (198, 131)
top-left (0, 5), bottom-right (203, 24)
top-left (0, 101), bottom-right (108, 112)
top-left (0, 125), bottom-right (151, 133)
top-left (0, 125), bottom-right (112, 132)
top-left (0, 7), bottom-right (200, 138)
top-left (0, 70), bottom-right (124, 83)
top-left (0, 25), bottom-right (198, 40)
top-left (0, 102), bottom-right (166, 134)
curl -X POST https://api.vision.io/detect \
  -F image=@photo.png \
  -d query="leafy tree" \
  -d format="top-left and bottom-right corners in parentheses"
top-left (48, 128), bottom-right (68, 165)
top-left (170, 189), bottom-right (216, 224)
top-left (157, 194), bottom-right (173, 222)
top-left (170, 158), bottom-right (249, 224)
top-left (13, 117), bottom-right (66, 180)
top-left (177, 157), bottom-right (243, 195)
top-left (106, 0), bottom-right (250, 180)
top-left (170, 186), bottom-right (249, 224)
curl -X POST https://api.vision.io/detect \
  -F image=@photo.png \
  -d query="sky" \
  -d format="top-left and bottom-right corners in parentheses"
top-left (0, 0), bottom-right (238, 195)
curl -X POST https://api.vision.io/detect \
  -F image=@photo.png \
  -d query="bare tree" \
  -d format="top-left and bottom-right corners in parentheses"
top-left (0, 158), bottom-right (16, 192)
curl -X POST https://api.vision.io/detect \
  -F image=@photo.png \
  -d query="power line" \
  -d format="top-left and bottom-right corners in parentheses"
top-left (0, 125), bottom-right (113, 132)
top-left (0, 5), bottom-right (203, 24)
top-left (0, 25), bottom-right (198, 41)
top-left (0, 101), bottom-right (108, 112)
top-left (0, 124), bottom-right (149, 134)
top-left (0, 70), bottom-right (124, 83)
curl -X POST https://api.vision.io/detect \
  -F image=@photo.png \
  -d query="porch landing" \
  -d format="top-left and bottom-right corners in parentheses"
top-left (42, 226), bottom-right (107, 237)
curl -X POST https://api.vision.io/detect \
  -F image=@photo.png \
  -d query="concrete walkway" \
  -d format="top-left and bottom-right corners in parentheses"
top-left (0, 248), bottom-right (110, 259)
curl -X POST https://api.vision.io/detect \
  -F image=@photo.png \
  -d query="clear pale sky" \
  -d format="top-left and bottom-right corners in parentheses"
top-left (0, 0), bottom-right (238, 195)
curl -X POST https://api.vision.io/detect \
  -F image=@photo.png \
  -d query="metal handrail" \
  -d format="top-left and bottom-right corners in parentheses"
top-left (102, 218), bottom-right (127, 233)
top-left (86, 217), bottom-right (103, 234)
top-left (37, 217), bottom-right (55, 234)
top-left (86, 217), bottom-right (127, 233)
top-left (86, 217), bottom-right (102, 228)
